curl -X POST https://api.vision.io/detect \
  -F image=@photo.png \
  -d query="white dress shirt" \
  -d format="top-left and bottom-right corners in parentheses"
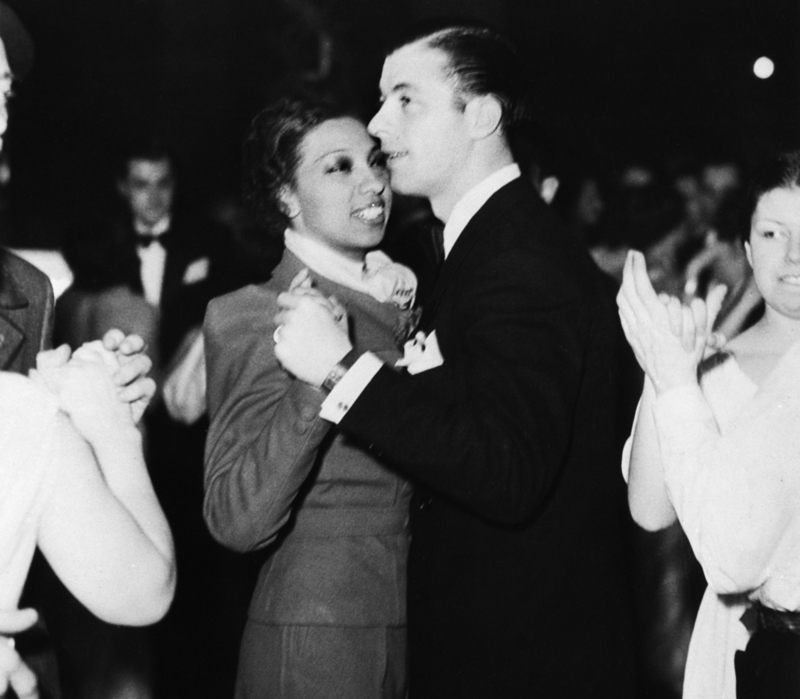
top-left (320, 164), bottom-right (521, 424)
top-left (136, 216), bottom-right (171, 307)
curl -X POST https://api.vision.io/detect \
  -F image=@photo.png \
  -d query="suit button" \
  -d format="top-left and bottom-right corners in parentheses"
top-left (300, 406), bottom-right (316, 421)
top-left (417, 497), bottom-right (433, 511)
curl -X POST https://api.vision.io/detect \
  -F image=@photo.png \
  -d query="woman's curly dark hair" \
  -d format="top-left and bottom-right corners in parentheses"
top-left (242, 97), bottom-right (353, 240)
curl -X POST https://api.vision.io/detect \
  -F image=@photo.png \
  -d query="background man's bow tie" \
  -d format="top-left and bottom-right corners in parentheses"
top-left (136, 232), bottom-right (171, 248)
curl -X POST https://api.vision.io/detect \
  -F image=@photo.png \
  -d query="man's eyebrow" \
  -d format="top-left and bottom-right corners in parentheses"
top-left (378, 82), bottom-right (414, 103)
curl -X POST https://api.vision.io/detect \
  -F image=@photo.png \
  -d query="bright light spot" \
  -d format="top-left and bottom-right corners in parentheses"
top-left (754, 57), bottom-right (774, 79)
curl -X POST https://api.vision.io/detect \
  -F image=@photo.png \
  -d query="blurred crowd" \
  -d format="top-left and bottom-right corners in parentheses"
top-left (0, 127), bottom-right (767, 699)
top-left (0, 6), bottom-right (774, 697)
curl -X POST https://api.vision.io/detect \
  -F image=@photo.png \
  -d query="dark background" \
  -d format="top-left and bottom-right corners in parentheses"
top-left (4, 0), bottom-right (800, 239)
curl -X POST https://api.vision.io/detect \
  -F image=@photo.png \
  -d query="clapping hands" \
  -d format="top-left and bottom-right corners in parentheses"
top-left (617, 250), bottom-right (727, 395)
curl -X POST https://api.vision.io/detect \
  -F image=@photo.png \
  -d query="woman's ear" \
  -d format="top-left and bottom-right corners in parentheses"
top-left (744, 239), bottom-right (753, 269)
top-left (465, 94), bottom-right (503, 140)
top-left (279, 185), bottom-right (301, 219)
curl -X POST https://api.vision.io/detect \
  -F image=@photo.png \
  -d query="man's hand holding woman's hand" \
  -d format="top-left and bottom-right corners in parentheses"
top-left (617, 250), bottom-right (727, 395)
top-left (273, 269), bottom-right (353, 388)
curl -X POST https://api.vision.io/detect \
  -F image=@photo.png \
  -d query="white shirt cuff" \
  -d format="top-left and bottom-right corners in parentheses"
top-left (319, 352), bottom-right (384, 424)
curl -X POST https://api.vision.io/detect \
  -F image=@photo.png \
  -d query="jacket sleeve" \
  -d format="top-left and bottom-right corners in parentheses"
top-left (340, 244), bottom-right (591, 525)
top-left (202, 290), bottom-right (332, 552)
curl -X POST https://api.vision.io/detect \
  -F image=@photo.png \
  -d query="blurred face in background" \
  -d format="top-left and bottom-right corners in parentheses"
top-left (118, 157), bottom-right (175, 228)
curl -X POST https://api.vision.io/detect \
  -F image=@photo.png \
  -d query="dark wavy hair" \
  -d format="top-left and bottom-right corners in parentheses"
top-left (387, 20), bottom-right (532, 139)
top-left (739, 149), bottom-right (800, 244)
top-left (242, 98), bottom-right (353, 240)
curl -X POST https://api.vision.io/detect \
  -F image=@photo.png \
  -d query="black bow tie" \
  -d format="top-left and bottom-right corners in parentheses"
top-left (136, 232), bottom-right (170, 249)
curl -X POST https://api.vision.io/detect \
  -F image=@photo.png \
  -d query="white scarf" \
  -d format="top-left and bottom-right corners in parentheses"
top-left (284, 229), bottom-right (417, 309)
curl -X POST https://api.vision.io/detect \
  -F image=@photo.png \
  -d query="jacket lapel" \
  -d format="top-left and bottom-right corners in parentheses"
top-left (268, 250), bottom-right (402, 332)
top-left (0, 269), bottom-right (28, 370)
top-left (420, 179), bottom-right (524, 330)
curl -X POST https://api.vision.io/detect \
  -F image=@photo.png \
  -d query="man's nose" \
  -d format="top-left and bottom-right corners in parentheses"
top-left (367, 103), bottom-right (389, 139)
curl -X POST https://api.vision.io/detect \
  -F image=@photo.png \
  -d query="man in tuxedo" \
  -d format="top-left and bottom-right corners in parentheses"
top-left (275, 22), bottom-right (635, 698)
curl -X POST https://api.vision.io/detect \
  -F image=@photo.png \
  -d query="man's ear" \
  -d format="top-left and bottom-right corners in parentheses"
top-left (465, 94), bottom-right (503, 140)
top-left (279, 185), bottom-right (301, 219)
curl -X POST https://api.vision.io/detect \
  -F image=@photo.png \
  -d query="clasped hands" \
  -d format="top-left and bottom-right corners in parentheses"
top-left (617, 250), bottom-right (727, 395)
top-left (274, 269), bottom-right (353, 388)
top-left (31, 329), bottom-right (156, 435)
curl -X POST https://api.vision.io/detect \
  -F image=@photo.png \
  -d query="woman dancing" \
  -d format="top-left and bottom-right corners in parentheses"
top-left (203, 98), bottom-right (417, 698)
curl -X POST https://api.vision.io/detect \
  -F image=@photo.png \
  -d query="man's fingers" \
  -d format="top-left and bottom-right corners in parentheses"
top-left (0, 609), bottom-right (37, 635)
top-left (0, 639), bottom-right (39, 699)
top-left (113, 353), bottom-right (152, 388)
top-left (288, 268), bottom-right (312, 292)
top-left (117, 376), bottom-right (156, 405)
top-left (277, 291), bottom-right (303, 310)
top-left (101, 328), bottom-right (126, 351)
top-left (103, 330), bottom-right (146, 356)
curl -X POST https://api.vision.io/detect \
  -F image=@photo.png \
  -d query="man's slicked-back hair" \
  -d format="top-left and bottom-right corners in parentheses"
top-left (387, 19), bottom-right (532, 138)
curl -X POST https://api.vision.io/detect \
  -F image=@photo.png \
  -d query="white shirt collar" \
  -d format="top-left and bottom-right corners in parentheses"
top-left (134, 215), bottom-right (171, 237)
top-left (443, 163), bottom-right (520, 259)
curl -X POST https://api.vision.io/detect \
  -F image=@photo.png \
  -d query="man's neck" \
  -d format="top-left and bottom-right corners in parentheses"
top-left (429, 147), bottom-right (515, 224)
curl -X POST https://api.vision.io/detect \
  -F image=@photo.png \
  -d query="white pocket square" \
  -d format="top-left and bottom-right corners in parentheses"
top-left (395, 330), bottom-right (443, 375)
top-left (182, 257), bottom-right (210, 285)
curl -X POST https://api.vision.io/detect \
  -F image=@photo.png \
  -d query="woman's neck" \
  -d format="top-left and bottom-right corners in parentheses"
top-left (749, 306), bottom-right (800, 353)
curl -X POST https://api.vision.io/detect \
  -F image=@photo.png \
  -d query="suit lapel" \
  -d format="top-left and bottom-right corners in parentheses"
top-left (420, 179), bottom-right (524, 330)
top-left (269, 250), bottom-right (402, 332)
top-left (0, 271), bottom-right (28, 370)
top-left (0, 313), bottom-right (24, 371)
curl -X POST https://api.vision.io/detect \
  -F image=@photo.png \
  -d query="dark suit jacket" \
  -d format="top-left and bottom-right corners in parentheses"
top-left (339, 178), bottom-right (635, 698)
top-left (0, 247), bottom-right (53, 373)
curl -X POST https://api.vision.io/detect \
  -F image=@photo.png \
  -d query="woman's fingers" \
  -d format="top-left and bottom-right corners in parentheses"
top-left (705, 284), bottom-right (728, 333)
top-left (666, 297), bottom-right (683, 337)
top-left (681, 304), bottom-right (697, 353)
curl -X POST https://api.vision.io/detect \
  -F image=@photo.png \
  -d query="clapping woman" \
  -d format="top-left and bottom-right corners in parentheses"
top-left (618, 149), bottom-right (800, 698)
top-left (203, 98), bottom-right (416, 698)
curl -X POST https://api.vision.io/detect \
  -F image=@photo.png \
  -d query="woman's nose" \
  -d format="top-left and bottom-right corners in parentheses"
top-left (361, 168), bottom-right (387, 194)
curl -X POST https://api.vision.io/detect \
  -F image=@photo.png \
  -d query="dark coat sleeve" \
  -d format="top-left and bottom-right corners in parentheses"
top-left (341, 233), bottom-right (594, 526)
top-left (203, 287), bottom-right (333, 552)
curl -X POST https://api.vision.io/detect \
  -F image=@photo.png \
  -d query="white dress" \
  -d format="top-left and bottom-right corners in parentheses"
top-left (624, 341), bottom-right (800, 699)
top-left (0, 372), bottom-right (61, 609)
